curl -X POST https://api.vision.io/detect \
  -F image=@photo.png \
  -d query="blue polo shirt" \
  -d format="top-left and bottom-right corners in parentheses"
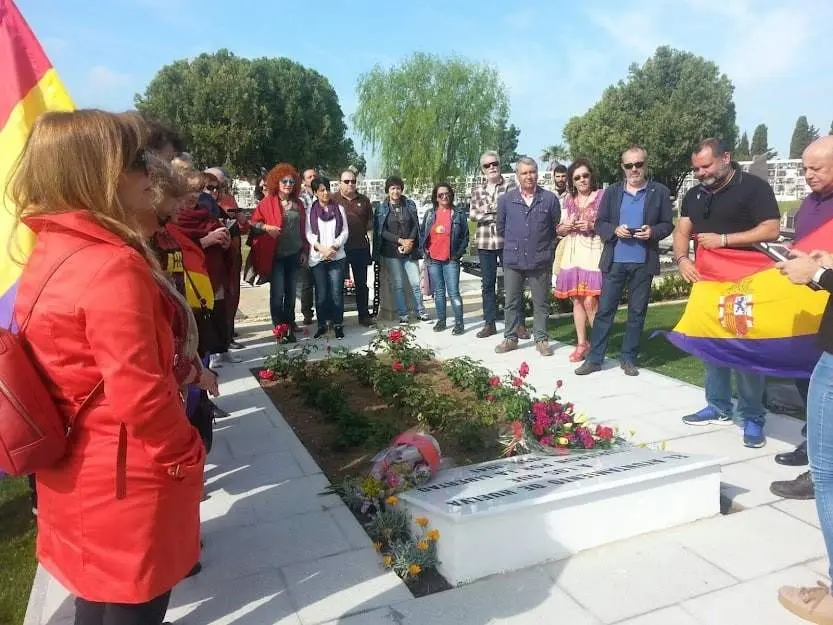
top-left (613, 187), bottom-right (647, 264)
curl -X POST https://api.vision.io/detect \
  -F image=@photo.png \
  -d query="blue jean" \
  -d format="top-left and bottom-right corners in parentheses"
top-left (269, 253), bottom-right (300, 327)
top-left (478, 249), bottom-right (502, 324)
top-left (587, 263), bottom-right (652, 365)
top-left (808, 351), bottom-right (833, 581)
top-left (704, 362), bottom-right (766, 424)
top-left (384, 256), bottom-right (425, 317)
top-left (311, 258), bottom-right (346, 328)
top-left (428, 259), bottom-right (463, 325)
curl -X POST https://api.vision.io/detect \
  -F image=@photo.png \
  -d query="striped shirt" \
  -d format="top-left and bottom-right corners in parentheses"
top-left (469, 178), bottom-right (516, 250)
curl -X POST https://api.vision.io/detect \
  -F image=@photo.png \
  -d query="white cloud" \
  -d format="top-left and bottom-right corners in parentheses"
top-left (85, 66), bottom-right (134, 97)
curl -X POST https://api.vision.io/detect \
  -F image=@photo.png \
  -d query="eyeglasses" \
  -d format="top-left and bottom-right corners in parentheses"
top-left (205, 185), bottom-right (218, 191)
top-left (573, 173), bottom-right (591, 181)
top-left (623, 161), bottom-right (645, 170)
top-left (127, 149), bottom-right (148, 173)
top-left (437, 192), bottom-right (451, 199)
top-left (482, 161), bottom-right (499, 170)
top-left (341, 179), bottom-right (357, 184)
top-left (280, 178), bottom-right (296, 185)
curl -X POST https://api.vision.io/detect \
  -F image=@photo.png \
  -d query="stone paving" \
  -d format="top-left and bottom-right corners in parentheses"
top-left (25, 288), bottom-right (828, 625)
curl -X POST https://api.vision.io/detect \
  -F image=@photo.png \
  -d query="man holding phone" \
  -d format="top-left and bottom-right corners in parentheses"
top-left (575, 146), bottom-right (674, 377)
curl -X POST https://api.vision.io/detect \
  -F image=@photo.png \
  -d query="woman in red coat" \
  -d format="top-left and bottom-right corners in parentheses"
top-left (10, 110), bottom-right (204, 625)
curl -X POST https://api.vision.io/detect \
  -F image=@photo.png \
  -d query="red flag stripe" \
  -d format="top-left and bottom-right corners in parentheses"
top-left (0, 0), bottom-right (53, 129)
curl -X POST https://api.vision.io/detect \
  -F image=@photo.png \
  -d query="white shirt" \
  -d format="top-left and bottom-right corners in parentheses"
top-left (306, 205), bottom-right (349, 267)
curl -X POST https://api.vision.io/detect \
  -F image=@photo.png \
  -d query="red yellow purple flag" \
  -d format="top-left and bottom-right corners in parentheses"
top-left (664, 220), bottom-right (833, 378)
top-left (0, 0), bottom-right (74, 327)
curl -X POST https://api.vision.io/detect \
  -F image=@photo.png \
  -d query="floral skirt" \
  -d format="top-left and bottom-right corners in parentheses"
top-left (552, 233), bottom-right (602, 299)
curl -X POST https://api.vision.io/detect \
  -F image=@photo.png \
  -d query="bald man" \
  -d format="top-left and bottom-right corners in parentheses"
top-left (770, 136), bottom-right (833, 502)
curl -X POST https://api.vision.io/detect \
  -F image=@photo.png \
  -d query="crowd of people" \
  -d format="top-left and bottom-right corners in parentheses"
top-left (6, 104), bottom-right (833, 625)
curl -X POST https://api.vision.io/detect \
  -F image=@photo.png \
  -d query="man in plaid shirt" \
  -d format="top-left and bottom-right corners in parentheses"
top-left (468, 151), bottom-right (528, 339)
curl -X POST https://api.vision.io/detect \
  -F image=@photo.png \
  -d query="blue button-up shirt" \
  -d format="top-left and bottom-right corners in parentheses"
top-left (613, 187), bottom-right (647, 264)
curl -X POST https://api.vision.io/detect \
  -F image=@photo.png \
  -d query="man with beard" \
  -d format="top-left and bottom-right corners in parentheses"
top-left (673, 138), bottom-right (780, 448)
top-left (552, 164), bottom-right (568, 204)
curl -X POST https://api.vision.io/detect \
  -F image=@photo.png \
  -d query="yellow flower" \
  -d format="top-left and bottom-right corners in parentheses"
top-left (557, 437), bottom-right (569, 446)
top-left (575, 413), bottom-right (588, 424)
top-left (382, 555), bottom-right (392, 568)
top-left (415, 516), bottom-right (429, 527)
top-left (386, 495), bottom-right (398, 506)
top-left (373, 541), bottom-right (383, 552)
top-left (562, 422), bottom-right (573, 431)
top-left (426, 529), bottom-right (440, 541)
top-left (408, 564), bottom-right (422, 577)
top-left (417, 540), bottom-right (429, 551)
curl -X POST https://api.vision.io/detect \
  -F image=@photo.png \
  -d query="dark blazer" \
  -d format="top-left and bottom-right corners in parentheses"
top-left (497, 186), bottom-right (561, 271)
top-left (372, 197), bottom-right (422, 261)
top-left (595, 180), bottom-right (674, 275)
top-left (420, 206), bottom-right (470, 261)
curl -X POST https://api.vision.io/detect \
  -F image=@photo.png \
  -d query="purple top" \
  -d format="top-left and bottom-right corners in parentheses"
top-left (795, 191), bottom-right (833, 242)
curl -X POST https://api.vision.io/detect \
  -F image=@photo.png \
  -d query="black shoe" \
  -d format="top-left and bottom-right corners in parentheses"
top-left (314, 327), bottom-right (327, 339)
top-left (452, 324), bottom-right (465, 336)
top-left (186, 561), bottom-right (202, 578)
top-left (775, 441), bottom-right (808, 466)
top-left (770, 471), bottom-right (815, 500)
top-left (358, 317), bottom-right (376, 327)
top-left (575, 362), bottom-right (601, 376)
top-left (285, 332), bottom-right (297, 343)
top-left (212, 404), bottom-right (230, 419)
top-left (303, 316), bottom-right (314, 326)
top-left (620, 362), bottom-right (639, 376)
top-left (433, 321), bottom-right (447, 332)
top-left (334, 326), bottom-right (345, 340)
top-left (229, 340), bottom-right (245, 350)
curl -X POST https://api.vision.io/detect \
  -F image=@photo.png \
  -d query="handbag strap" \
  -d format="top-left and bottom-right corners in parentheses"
top-left (184, 268), bottom-right (209, 311)
top-left (67, 379), bottom-right (105, 435)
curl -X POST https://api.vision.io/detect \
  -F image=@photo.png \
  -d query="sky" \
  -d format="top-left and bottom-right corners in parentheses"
top-left (17, 0), bottom-right (833, 177)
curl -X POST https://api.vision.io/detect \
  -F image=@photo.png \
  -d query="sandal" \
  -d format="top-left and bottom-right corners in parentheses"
top-left (569, 342), bottom-right (590, 362)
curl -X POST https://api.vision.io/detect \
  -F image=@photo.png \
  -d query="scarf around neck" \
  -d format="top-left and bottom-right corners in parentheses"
top-left (310, 200), bottom-right (343, 238)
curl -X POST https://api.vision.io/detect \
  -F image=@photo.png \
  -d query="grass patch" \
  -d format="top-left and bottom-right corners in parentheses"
top-left (779, 200), bottom-right (801, 215)
top-left (0, 476), bottom-right (37, 625)
top-left (549, 302), bottom-right (705, 387)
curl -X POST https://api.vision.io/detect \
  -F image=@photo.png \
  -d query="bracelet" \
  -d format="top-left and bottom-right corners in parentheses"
top-left (720, 234), bottom-right (728, 248)
top-left (675, 255), bottom-right (690, 265)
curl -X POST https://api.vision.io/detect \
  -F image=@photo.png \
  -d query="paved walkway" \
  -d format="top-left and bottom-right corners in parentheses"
top-left (25, 300), bottom-right (827, 625)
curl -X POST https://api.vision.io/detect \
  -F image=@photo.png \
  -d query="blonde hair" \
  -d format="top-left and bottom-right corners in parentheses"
top-left (147, 153), bottom-right (189, 208)
top-left (9, 109), bottom-right (198, 359)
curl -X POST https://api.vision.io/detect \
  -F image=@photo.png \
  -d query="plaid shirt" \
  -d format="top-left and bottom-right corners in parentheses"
top-left (469, 178), bottom-right (516, 250)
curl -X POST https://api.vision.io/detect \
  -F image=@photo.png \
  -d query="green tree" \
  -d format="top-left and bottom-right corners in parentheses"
top-left (735, 132), bottom-right (750, 161)
top-left (497, 119), bottom-right (521, 173)
top-left (830, 120), bottom-right (833, 135)
top-left (563, 46), bottom-right (736, 194)
top-left (750, 123), bottom-right (777, 158)
top-left (135, 49), bottom-right (362, 176)
top-left (353, 53), bottom-right (509, 182)
top-left (540, 144), bottom-right (570, 167)
top-left (789, 116), bottom-right (814, 158)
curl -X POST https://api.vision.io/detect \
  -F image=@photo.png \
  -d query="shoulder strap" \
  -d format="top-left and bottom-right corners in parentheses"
top-left (184, 268), bottom-right (208, 310)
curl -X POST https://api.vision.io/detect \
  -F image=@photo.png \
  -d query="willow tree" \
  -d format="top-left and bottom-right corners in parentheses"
top-left (353, 53), bottom-right (509, 183)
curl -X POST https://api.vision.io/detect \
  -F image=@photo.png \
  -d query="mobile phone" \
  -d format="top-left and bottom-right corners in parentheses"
top-left (627, 227), bottom-right (641, 235)
top-left (757, 242), bottom-right (822, 291)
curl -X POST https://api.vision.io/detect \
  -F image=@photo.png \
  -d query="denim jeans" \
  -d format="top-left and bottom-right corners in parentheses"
top-left (311, 258), bottom-right (346, 328)
top-left (587, 263), bottom-right (652, 365)
top-left (384, 256), bottom-right (425, 317)
top-left (428, 259), bottom-right (463, 325)
top-left (346, 248), bottom-right (371, 319)
top-left (503, 265), bottom-right (550, 342)
top-left (478, 249), bottom-right (502, 324)
top-left (704, 362), bottom-right (766, 424)
top-left (808, 351), bottom-right (833, 580)
top-left (269, 253), bottom-right (300, 327)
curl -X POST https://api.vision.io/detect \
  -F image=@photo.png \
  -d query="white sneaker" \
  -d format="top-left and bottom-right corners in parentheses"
top-left (222, 352), bottom-right (242, 364)
top-left (209, 354), bottom-right (223, 369)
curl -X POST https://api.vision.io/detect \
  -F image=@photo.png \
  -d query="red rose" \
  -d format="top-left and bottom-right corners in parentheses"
top-left (272, 323), bottom-right (291, 340)
top-left (488, 376), bottom-right (501, 388)
top-left (595, 425), bottom-right (614, 441)
top-left (485, 394), bottom-right (495, 403)
top-left (512, 376), bottom-right (523, 388)
top-left (387, 329), bottom-right (404, 344)
top-left (392, 361), bottom-right (404, 372)
top-left (259, 369), bottom-right (275, 381)
top-left (518, 361), bottom-right (530, 378)
top-left (407, 364), bottom-right (417, 374)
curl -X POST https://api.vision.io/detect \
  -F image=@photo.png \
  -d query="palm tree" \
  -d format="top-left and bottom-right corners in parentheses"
top-left (540, 144), bottom-right (570, 167)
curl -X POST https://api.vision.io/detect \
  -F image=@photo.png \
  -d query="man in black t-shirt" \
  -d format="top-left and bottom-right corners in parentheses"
top-left (672, 138), bottom-right (780, 449)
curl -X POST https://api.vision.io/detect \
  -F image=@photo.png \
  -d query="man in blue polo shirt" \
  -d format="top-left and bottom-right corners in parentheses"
top-left (575, 146), bottom-right (674, 377)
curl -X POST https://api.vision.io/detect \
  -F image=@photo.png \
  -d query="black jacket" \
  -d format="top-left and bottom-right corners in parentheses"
top-left (595, 180), bottom-right (674, 275)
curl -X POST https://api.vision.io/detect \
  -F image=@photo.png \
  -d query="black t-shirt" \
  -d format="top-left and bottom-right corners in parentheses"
top-left (681, 168), bottom-right (779, 234)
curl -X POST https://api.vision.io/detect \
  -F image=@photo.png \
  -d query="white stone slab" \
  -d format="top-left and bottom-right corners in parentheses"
top-left (399, 447), bottom-right (720, 585)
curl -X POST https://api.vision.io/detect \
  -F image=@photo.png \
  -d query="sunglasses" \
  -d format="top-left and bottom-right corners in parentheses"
top-left (280, 178), bottom-right (296, 185)
top-left (127, 149), bottom-right (148, 173)
top-left (205, 185), bottom-right (219, 191)
top-left (623, 161), bottom-right (645, 170)
top-left (482, 161), bottom-right (499, 170)
top-left (437, 192), bottom-right (451, 199)
top-left (341, 179), bottom-right (357, 184)
top-left (573, 173), bottom-right (591, 181)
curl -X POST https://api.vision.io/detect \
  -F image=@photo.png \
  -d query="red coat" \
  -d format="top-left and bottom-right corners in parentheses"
top-left (14, 212), bottom-right (205, 603)
top-left (249, 195), bottom-right (307, 279)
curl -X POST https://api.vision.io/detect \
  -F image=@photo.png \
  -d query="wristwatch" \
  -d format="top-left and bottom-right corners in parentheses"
top-left (812, 266), bottom-right (831, 284)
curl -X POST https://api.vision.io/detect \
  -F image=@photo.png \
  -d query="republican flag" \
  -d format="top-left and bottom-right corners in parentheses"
top-left (0, 0), bottom-right (74, 327)
top-left (664, 220), bottom-right (833, 378)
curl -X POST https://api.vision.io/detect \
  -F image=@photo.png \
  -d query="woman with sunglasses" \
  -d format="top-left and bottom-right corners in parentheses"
top-left (421, 183), bottom-right (469, 334)
top-left (553, 158), bottom-right (605, 362)
top-left (249, 163), bottom-right (308, 339)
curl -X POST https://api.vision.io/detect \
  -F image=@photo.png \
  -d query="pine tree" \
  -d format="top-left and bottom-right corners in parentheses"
top-left (750, 124), bottom-right (776, 158)
top-left (735, 132), bottom-right (750, 161)
top-left (789, 116), bottom-right (811, 158)
top-left (829, 120), bottom-right (833, 135)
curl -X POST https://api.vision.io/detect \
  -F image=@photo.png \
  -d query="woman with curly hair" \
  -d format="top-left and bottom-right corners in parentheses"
top-left (553, 158), bottom-right (605, 362)
top-left (249, 163), bottom-right (309, 339)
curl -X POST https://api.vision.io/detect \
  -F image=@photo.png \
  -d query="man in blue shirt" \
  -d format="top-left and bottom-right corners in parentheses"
top-left (575, 146), bottom-right (674, 376)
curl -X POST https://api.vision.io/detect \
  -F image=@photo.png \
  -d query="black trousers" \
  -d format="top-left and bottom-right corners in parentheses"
top-left (74, 590), bottom-right (171, 625)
